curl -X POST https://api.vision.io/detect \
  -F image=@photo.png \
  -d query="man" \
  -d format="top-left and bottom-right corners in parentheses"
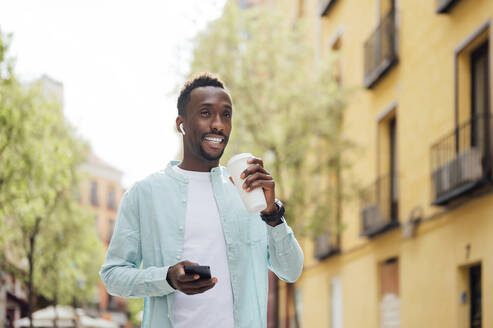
top-left (100, 73), bottom-right (303, 328)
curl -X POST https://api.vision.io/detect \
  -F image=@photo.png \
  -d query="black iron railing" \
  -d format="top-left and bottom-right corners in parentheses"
top-left (436, 0), bottom-right (461, 13)
top-left (360, 175), bottom-right (398, 237)
top-left (430, 116), bottom-right (492, 204)
top-left (363, 9), bottom-right (398, 88)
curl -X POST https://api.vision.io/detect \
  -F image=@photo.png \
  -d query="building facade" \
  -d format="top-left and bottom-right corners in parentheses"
top-left (0, 272), bottom-right (28, 328)
top-left (286, 0), bottom-right (493, 327)
top-left (80, 154), bottom-right (128, 327)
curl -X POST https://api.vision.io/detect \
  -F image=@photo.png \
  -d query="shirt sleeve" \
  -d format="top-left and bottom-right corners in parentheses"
top-left (266, 217), bottom-right (304, 283)
top-left (99, 185), bottom-right (175, 298)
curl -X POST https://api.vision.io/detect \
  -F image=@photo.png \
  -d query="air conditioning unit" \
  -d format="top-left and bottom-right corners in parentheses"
top-left (433, 148), bottom-right (483, 198)
top-left (362, 204), bottom-right (382, 232)
top-left (314, 232), bottom-right (332, 259)
top-left (456, 148), bottom-right (483, 182)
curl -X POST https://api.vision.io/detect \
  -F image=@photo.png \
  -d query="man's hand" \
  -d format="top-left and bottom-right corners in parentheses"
top-left (167, 261), bottom-right (217, 295)
top-left (240, 157), bottom-right (278, 216)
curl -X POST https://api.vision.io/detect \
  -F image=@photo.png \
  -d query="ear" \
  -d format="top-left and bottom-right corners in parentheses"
top-left (176, 116), bottom-right (184, 134)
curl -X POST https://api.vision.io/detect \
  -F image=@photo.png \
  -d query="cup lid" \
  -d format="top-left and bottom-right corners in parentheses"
top-left (227, 153), bottom-right (253, 167)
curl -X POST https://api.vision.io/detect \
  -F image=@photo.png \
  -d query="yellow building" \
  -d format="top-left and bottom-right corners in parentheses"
top-left (283, 0), bottom-right (493, 327)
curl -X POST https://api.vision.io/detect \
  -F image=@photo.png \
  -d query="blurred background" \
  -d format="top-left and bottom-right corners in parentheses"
top-left (0, 0), bottom-right (491, 327)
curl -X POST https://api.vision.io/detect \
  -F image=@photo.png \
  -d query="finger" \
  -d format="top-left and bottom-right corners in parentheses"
top-left (247, 157), bottom-right (264, 167)
top-left (177, 274), bottom-right (200, 282)
top-left (183, 284), bottom-right (216, 295)
top-left (176, 269), bottom-right (200, 283)
top-left (182, 285), bottom-right (213, 295)
top-left (182, 278), bottom-right (217, 294)
top-left (240, 163), bottom-right (267, 179)
top-left (247, 179), bottom-right (275, 192)
top-left (179, 278), bottom-right (217, 294)
top-left (175, 261), bottom-right (199, 282)
top-left (242, 172), bottom-right (272, 190)
top-left (179, 277), bottom-right (217, 289)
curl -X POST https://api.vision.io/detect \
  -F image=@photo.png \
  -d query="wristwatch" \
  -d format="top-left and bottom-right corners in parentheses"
top-left (260, 199), bottom-right (285, 223)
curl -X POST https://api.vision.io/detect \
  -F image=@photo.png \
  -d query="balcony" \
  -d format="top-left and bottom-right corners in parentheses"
top-left (363, 9), bottom-right (398, 89)
top-left (319, 0), bottom-right (337, 16)
top-left (436, 0), bottom-right (461, 14)
top-left (314, 231), bottom-right (340, 260)
top-left (431, 116), bottom-right (493, 205)
top-left (360, 175), bottom-right (399, 237)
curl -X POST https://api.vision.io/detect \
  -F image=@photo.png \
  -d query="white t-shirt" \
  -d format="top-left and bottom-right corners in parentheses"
top-left (172, 166), bottom-right (234, 328)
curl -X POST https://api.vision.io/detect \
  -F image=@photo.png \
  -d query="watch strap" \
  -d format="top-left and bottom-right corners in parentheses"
top-left (261, 199), bottom-right (285, 223)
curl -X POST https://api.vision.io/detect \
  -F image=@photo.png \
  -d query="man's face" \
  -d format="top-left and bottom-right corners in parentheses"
top-left (182, 86), bottom-right (233, 162)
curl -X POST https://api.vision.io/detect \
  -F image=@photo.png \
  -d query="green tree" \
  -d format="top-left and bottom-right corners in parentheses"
top-left (0, 30), bottom-right (103, 327)
top-left (187, 4), bottom-right (357, 327)
top-left (189, 1), bottom-right (351, 236)
top-left (35, 196), bottom-right (103, 323)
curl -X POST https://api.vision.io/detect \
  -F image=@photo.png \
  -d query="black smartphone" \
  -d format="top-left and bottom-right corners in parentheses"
top-left (183, 265), bottom-right (211, 280)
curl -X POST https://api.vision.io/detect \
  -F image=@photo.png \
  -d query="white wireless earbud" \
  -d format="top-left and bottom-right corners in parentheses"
top-left (179, 123), bottom-right (186, 135)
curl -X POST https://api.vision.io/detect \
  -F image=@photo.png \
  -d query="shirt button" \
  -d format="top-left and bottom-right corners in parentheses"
top-left (179, 225), bottom-right (183, 231)
top-left (176, 255), bottom-right (180, 260)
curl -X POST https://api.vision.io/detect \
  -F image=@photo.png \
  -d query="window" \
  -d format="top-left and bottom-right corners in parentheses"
top-left (293, 288), bottom-right (303, 328)
top-left (377, 110), bottom-right (398, 221)
top-left (470, 41), bottom-right (489, 154)
top-left (90, 181), bottom-right (99, 206)
top-left (107, 188), bottom-right (116, 210)
top-left (379, 258), bottom-right (400, 328)
top-left (389, 117), bottom-right (398, 220)
top-left (431, 23), bottom-right (490, 205)
top-left (363, 0), bottom-right (398, 88)
top-left (330, 276), bottom-right (342, 328)
top-left (470, 264), bottom-right (482, 328)
top-left (360, 107), bottom-right (399, 237)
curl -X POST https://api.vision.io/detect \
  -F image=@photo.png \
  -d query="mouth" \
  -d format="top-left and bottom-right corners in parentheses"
top-left (203, 135), bottom-right (225, 145)
top-left (200, 134), bottom-right (228, 160)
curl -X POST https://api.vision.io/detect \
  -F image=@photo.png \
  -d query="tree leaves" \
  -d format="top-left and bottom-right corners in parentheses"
top-left (188, 1), bottom-right (352, 236)
top-left (0, 29), bottom-right (103, 310)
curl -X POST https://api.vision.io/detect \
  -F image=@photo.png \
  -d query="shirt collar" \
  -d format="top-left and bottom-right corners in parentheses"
top-left (165, 161), bottom-right (224, 183)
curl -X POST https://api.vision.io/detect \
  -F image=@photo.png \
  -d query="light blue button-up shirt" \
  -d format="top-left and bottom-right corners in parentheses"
top-left (100, 162), bottom-right (304, 328)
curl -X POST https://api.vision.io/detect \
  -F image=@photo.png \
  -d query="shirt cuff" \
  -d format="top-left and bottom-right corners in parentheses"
top-left (266, 217), bottom-right (292, 242)
top-left (158, 266), bottom-right (176, 295)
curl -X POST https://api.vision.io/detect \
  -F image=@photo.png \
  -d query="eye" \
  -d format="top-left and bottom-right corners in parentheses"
top-left (200, 109), bottom-right (209, 117)
top-left (224, 111), bottom-right (232, 118)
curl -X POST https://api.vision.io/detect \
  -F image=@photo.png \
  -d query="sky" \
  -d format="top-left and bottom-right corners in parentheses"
top-left (0, 0), bottom-right (227, 187)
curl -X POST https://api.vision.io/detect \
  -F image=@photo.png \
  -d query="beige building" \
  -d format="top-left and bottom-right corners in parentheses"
top-left (80, 154), bottom-right (127, 327)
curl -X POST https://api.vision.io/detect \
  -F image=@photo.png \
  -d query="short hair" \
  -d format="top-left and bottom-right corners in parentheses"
top-left (177, 72), bottom-right (226, 116)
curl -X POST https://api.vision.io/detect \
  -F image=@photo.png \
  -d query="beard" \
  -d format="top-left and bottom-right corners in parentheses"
top-left (198, 132), bottom-right (229, 161)
top-left (199, 143), bottom-right (226, 161)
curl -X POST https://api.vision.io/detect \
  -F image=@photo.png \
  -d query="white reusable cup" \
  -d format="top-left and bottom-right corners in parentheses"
top-left (227, 153), bottom-right (268, 213)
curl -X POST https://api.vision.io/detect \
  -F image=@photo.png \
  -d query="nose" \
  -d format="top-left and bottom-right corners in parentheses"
top-left (210, 113), bottom-right (225, 133)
